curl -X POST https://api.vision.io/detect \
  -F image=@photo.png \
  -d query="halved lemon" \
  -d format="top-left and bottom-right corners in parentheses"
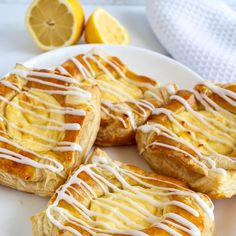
top-left (26, 0), bottom-right (84, 50)
top-left (85, 8), bottom-right (129, 45)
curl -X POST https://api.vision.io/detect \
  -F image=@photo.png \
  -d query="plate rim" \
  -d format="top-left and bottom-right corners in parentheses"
top-left (24, 43), bottom-right (203, 82)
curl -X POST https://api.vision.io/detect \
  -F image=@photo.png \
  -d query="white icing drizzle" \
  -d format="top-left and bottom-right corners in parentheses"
top-left (81, 56), bottom-right (96, 77)
top-left (102, 100), bottom-right (136, 129)
top-left (19, 99), bottom-right (86, 116)
top-left (0, 67), bottom-right (91, 173)
top-left (0, 96), bottom-right (66, 126)
top-left (128, 99), bottom-right (155, 117)
top-left (61, 49), bottom-right (176, 129)
top-left (30, 87), bottom-right (90, 99)
top-left (140, 82), bottom-right (236, 175)
top-left (144, 90), bottom-right (163, 103)
top-left (156, 213), bottom-right (201, 236)
top-left (190, 89), bottom-right (236, 130)
top-left (88, 50), bottom-right (157, 90)
top-left (204, 81), bottom-right (236, 106)
top-left (166, 84), bottom-right (177, 94)
top-left (155, 222), bottom-right (182, 236)
top-left (45, 154), bottom-right (213, 236)
top-left (1, 80), bottom-right (20, 91)
top-left (70, 57), bottom-right (92, 79)
top-left (0, 135), bottom-right (63, 173)
top-left (170, 94), bottom-right (235, 145)
top-left (56, 66), bottom-right (70, 75)
top-left (101, 105), bottom-right (127, 128)
top-left (21, 91), bottom-right (85, 116)
top-left (55, 142), bottom-right (82, 152)
top-left (13, 68), bottom-right (79, 85)
top-left (31, 123), bottom-right (80, 131)
top-left (13, 68), bottom-right (91, 100)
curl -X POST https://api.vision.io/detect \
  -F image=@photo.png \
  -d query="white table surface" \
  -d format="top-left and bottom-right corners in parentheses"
top-left (0, 3), bottom-right (167, 77)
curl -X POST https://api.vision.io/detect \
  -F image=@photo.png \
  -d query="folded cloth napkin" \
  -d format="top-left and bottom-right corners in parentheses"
top-left (146, 0), bottom-right (236, 82)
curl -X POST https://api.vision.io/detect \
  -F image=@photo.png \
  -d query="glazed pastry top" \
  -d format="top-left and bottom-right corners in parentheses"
top-left (139, 82), bottom-right (236, 175)
top-left (0, 65), bottom-right (94, 178)
top-left (45, 149), bottom-right (214, 236)
top-left (60, 49), bottom-right (176, 129)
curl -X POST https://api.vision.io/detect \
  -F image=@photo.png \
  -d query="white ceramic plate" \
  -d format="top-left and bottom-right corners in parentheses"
top-left (0, 44), bottom-right (232, 236)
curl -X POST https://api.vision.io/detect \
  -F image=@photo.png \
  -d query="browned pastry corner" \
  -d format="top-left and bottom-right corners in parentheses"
top-left (32, 148), bottom-right (214, 236)
top-left (0, 64), bottom-right (101, 196)
top-left (58, 48), bottom-right (178, 146)
top-left (136, 82), bottom-right (236, 199)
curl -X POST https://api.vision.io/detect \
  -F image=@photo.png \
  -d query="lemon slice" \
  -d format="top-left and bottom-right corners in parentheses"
top-left (85, 8), bottom-right (129, 45)
top-left (26, 0), bottom-right (84, 50)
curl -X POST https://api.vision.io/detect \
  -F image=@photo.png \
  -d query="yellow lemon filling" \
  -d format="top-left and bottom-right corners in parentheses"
top-left (97, 75), bottom-right (143, 103)
top-left (172, 110), bottom-right (236, 155)
top-left (90, 188), bottom-right (158, 231)
top-left (82, 74), bottom-right (143, 103)
top-left (5, 90), bottom-right (65, 152)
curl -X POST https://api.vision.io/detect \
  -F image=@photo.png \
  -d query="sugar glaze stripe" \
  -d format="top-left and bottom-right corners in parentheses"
top-left (0, 67), bottom-right (92, 173)
top-left (45, 154), bottom-right (213, 236)
top-left (139, 82), bottom-right (236, 175)
top-left (60, 49), bottom-right (176, 129)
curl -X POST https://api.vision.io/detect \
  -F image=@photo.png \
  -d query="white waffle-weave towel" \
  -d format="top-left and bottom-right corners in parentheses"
top-left (146, 0), bottom-right (236, 82)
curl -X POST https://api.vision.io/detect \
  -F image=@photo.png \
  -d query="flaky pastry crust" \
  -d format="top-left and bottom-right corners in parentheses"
top-left (0, 65), bottom-right (101, 196)
top-left (136, 82), bottom-right (236, 199)
top-left (32, 148), bottom-right (214, 236)
top-left (58, 49), bottom-right (177, 146)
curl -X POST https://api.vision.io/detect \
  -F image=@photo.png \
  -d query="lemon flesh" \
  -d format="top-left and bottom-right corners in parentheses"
top-left (85, 8), bottom-right (129, 45)
top-left (26, 0), bottom-right (84, 50)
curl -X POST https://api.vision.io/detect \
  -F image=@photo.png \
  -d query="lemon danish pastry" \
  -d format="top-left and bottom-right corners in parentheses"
top-left (0, 64), bottom-right (101, 196)
top-left (136, 82), bottom-right (236, 199)
top-left (58, 49), bottom-right (177, 146)
top-left (32, 148), bottom-right (214, 236)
